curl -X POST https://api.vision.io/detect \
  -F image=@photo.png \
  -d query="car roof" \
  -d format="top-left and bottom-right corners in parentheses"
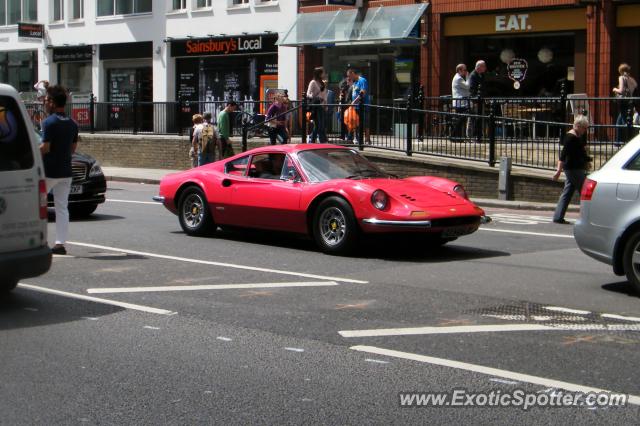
top-left (601, 133), bottom-right (640, 171)
top-left (245, 144), bottom-right (350, 155)
top-left (0, 84), bottom-right (20, 98)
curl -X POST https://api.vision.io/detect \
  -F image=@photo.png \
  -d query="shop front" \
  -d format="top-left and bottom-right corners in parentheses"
top-left (279, 3), bottom-right (427, 134)
top-left (171, 33), bottom-right (278, 124)
top-left (442, 8), bottom-right (587, 97)
top-left (100, 41), bottom-right (153, 132)
top-left (53, 46), bottom-right (93, 95)
top-left (0, 50), bottom-right (37, 95)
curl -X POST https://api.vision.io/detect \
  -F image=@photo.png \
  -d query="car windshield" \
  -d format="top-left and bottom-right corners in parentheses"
top-left (297, 149), bottom-right (389, 182)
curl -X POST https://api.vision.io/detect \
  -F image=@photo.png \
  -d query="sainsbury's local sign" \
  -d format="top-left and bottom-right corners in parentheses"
top-left (171, 34), bottom-right (277, 57)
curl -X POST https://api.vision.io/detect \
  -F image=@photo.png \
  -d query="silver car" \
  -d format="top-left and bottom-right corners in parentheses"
top-left (575, 133), bottom-right (640, 292)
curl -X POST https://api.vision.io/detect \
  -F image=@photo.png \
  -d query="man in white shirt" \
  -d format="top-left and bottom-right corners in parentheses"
top-left (451, 64), bottom-right (469, 141)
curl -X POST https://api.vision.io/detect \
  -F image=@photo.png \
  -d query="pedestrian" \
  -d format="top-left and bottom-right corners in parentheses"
top-left (307, 66), bottom-right (328, 143)
top-left (346, 67), bottom-right (370, 144)
top-left (216, 101), bottom-right (237, 159)
top-left (612, 63), bottom-right (638, 146)
top-left (466, 60), bottom-right (487, 140)
top-left (190, 113), bottom-right (203, 168)
top-left (40, 85), bottom-right (78, 255)
top-left (338, 74), bottom-right (352, 141)
top-left (34, 79), bottom-right (49, 102)
top-left (552, 115), bottom-right (592, 224)
top-left (196, 112), bottom-right (216, 166)
top-left (451, 63), bottom-right (470, 141)
top-left (265, 94), bottom-right (289, 145)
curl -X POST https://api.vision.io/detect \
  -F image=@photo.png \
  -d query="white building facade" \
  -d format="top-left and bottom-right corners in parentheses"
top-left (0, 0), bottom-right (298, 105)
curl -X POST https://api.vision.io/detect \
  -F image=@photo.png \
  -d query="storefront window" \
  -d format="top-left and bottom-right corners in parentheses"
top-left (0, 50), bottom-right (36, 93)
top-left (59, 63), bottom-right (92, 94)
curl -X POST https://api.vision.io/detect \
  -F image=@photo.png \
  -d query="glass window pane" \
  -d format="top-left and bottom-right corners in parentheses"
top-left (24, 0), bottom-right (36, 21)
top-left (72, 0), bottom-right (83, 19)
top-left (8, 0), bottom-right (21, 25)
top-left (116, 0), bottom-right (132, 14)
top-left (0, 1), bottom-right (6, 26)
top-left (359, 4), bottom-right (427, 41)
top-left (134, 0), bottom-right (151, 13)
top-left (0, 95), bottom-right (33, 172)
top-left (53, 0), bottom-right (62, 21)
top-left (196, 0), bottom-right (211, 7)
top-left (97, 0), bottom-right (114, 16)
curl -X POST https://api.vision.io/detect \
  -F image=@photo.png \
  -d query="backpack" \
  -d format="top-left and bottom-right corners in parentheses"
top-left (199, 123), bottom-right (215, 154)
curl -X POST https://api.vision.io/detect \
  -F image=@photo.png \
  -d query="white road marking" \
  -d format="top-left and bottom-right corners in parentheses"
top-left (350, 346), bottom-right (640, 406)
top-left (106, 199), bottom-right (159, 205)
top-left (217, 337), bottom-right (232, 342)
top-left (86, 281), bottom-right (339, 294)
top-left (67, 241), bottom-right (368, 284)
top-left (544, 306), bottom-right (591, 315)
top-left (18, 283), bottom-right (175, 315)
top-left (143, 326), bottom-right (160, 330)
top-left (479, 228), bottom-right (574, 239)
top-left (489, 378), bottom-right (519, 385)
top-left (284, 347), bottom-right (305, 352)
top-left (339, 323), bottom-right (640, 338)
top-left (365, 358), bottom-right (390, 364)
top-left (82, 317), bottom-right (99, 321)
top-left (601, 314), bottom-right (640, 323)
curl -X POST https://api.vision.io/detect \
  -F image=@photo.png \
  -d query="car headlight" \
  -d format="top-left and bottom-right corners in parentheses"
top-left (89, 162), bottom-right (103, 177)
top-left (371, 189), bottom-right (388, 210)
top-left (453, 184), bottom-right (468, 200)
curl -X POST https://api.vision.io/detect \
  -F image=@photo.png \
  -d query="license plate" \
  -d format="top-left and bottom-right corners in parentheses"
top-left (70, 185), bottom-right (83, 195)
top-left (442, 226), bottom-right (476, 238)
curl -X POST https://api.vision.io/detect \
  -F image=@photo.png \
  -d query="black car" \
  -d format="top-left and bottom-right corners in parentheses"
top-left (48, 152), bottom-right (107, 217)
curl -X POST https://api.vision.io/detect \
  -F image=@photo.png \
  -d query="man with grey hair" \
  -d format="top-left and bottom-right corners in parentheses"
top-left (451, 63), bottom-right (470, 141)
top-left (552, 115), bottom-right (591, 224)
top-left (466, 60), bottom-right (487, 139)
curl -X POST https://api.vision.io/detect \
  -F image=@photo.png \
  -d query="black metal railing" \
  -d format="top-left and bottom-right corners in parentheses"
top-left (25, 93), bottom-right (640, 171)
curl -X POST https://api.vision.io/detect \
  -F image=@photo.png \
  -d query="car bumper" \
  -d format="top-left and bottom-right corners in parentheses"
top-left (0, 246), bottom-right (52, 281)
top-left (574, 219), bottom-right (614, 266)
top-left (152, 196), bottom-right (165, 203)
top-left (47, 177), bottom-right (107, 207)
top-left (362, 215), bottom-right (490, 227)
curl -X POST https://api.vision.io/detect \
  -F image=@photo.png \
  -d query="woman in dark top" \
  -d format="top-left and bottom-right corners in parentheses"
top-left (552, 115), bottom-right (591, 224)
top-left (265, 94), bottom-right (289, 145)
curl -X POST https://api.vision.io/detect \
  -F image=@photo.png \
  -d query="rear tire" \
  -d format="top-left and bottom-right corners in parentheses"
top-left (69, 204), bottom-right (98, 218)
top-left (312, 197), bottom-right (358, 255)
top-left (178, 186), bottom-right (215, 236)
top-left (623, 231), bottom-right (640, 294)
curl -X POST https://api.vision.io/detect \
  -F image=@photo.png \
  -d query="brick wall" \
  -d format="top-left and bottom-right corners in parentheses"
top-left (79, 133), bottom-right (571, 204)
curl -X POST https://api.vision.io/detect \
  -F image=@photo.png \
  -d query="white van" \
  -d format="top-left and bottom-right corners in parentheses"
top-left (0, 84), bottom-right (51, 293)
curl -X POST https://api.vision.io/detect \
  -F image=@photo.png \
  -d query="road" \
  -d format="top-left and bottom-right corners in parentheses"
top-left (2, 182), bottom-right (640, 424)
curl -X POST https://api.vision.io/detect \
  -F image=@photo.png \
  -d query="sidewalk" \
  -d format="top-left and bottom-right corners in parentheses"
top-left (103, 166), bottom-right (578, 213)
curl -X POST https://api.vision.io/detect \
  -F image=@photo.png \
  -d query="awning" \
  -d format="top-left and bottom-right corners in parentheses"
top-left (277, 3), bottom-right (428, 47)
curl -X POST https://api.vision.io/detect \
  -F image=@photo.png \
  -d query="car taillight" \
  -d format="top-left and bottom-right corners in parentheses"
top-left (581, 179), bottom-right (597, 201)
top-left (39, 179), bottom-right (47, 219)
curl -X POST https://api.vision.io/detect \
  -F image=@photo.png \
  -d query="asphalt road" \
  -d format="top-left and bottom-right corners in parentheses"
top-left (3, 182), bottom-right (640, 424)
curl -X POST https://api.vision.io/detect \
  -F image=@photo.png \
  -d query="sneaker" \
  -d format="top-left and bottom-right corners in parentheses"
top-left (51, 244), bottom-right (67, 255)
top-left (552, 219), bottom-right (570, 225)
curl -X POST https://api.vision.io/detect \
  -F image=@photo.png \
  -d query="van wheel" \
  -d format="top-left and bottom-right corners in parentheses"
top-left (178, 186), bottom-right (215, 236)
top-left (623, 231), bottom-right (640, 294)
top-left (0, 279), bottom-right (18, 293)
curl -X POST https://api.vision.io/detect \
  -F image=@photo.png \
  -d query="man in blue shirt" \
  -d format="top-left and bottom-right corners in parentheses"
top-left (40, 85), bottom-right (78, 255)
top-left (347, 67), bottom-right (370, 144)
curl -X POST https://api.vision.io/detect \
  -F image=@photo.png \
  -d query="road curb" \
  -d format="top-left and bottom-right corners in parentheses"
top-left (106, 176), bottom-right (161, 185)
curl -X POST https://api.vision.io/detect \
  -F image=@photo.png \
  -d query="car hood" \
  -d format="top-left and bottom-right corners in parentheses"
top-left (360, 178), bottom-right (468, 208)
top-left (72, 152), bottom-right (97, 165)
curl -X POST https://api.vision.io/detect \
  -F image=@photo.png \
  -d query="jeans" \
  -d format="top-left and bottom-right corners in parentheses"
top-left (452, 107), bottom-right (468, 139)
top-left (553, 169), bottom-right (586, 222)
top-left (310, 105), bottom-right (327, 143)
top-left (198, 151), bottom-right (214, 166)
top-left (268, 126), bottom-right (288, 145)
top-left (46, 177), bottom-right (72, 245)
top-left (616, 113), bottom-right (630, 146)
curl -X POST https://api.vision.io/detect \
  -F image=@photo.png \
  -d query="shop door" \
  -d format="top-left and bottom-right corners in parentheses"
top-left (137, 67), bottom-right (153, 132)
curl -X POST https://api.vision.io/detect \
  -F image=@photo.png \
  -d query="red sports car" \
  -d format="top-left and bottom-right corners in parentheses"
top-left (154, 144), bottom-right (490, 254)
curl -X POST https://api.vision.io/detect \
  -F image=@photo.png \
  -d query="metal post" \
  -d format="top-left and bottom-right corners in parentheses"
top-left (358, 103), bottom-right (365, 151)
top-left (476, 84), bottom-right (483, 144)
top-left (406, 94), bottom-right (413, 156)
top-left (417, 85), bottom-right (424, 142)
top-left (559, 81), bottom-right (567, 143)
top-left (488, 101), bottom-right (496, 167)
top-left (176, 98), bottom-right (183, 136)
top-left (301, 91), bottom-right (308, 144)
top-left (626, 104), bottom-right (634, 143)
top-left (242, 124), bottom-right (248, 152)
top-left (132, 96), bottom-right (138, 135)
top-left (89, 93), bottom-right (95, 134)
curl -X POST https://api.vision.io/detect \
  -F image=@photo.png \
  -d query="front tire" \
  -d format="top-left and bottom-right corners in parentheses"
top-left (178, 186), bottom-right (215, 236)
top-left (69, 204), bottom-right (98, 218)
top-left (312, 197), bottom-right (358, 255)
top-left (623, 231), bottom-right (640, 294)
top-left (0, 278), bottom-right (18, 294)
